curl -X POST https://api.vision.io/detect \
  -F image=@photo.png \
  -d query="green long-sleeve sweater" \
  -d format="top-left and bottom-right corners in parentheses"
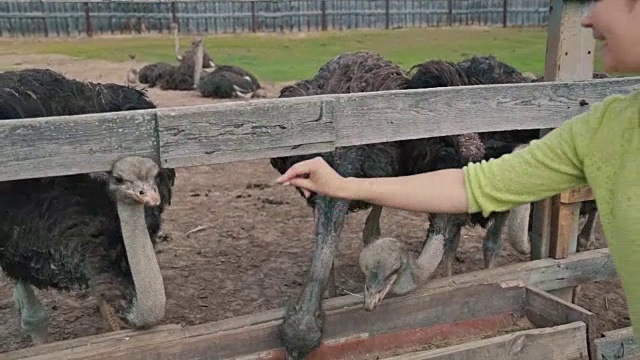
top-left (464, 90), bottom-right (640, 338)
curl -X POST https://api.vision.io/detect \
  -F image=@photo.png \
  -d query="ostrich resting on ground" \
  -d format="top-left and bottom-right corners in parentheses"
top-left (0, 68), bottom-right (175, 344)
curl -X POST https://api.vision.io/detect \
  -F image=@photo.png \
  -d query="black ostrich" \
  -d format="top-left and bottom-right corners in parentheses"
top-left (269, 51), bottom-right (410, 360)
top-left (358, 55), bottom-right (538, 311)
top-left (138, 62), bottom-right (176, 88)
top-left (197, 70), bottom-right (257, 99)
top-left (210, 64), bottom-right (261, 90)
top-left (0, 68), bottom-right (175, 344)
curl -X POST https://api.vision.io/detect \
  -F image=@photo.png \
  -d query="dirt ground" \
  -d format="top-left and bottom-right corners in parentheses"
top-left (0, 54), bottom-right (631, 354)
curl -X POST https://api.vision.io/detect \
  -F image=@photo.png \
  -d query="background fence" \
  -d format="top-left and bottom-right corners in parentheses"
top-left (0, 0), bottom-right (550, 37)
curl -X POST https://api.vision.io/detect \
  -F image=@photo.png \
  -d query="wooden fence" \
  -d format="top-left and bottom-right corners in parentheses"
top-left (2, 76), bottom-right (639, 183)
top-left (0, 0), bottom-right (550, 37)
top-left (1, 0), bottom-right (639, 358)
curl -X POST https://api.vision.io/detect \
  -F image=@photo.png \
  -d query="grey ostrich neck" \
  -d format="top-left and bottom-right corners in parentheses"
top-left (116, 199), bottom-right (166, 327)
top-left (394, 234), bottom-right (446, 295)
top-left (302, 196), bottom-right (348, 305)
top-left (280, 194), bottom-right (349, 360)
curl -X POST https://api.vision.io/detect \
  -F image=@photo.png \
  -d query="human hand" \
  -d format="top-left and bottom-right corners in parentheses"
top-left (275, 157), bottom-right (349, 199)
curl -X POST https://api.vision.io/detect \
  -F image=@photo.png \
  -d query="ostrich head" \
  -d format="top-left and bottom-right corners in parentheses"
top-left (359, 234), bottom-right (446, 311)
top-left (108, 156), bottom-right (161, 207)
top-left (358, 237), bottom-right (409, 311)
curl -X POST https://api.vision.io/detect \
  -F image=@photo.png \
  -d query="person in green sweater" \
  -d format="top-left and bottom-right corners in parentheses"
top-left (275, 0), bottom-right (640, 338)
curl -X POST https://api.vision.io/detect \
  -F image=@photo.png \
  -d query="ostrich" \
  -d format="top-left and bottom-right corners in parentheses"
top-left (170, 23), bottom-right (262, 94)
top-left (197, 70), bottom-right (257, 99)
top-left (358, 55), bottom-right (538, 311)
top-left (126, 54), bottom-right (175, 88)
top-left (270, 51), bottom-right (410, 360)
top-left (210, 64), bottom-right (261, 90)
top-left (0, 68), bottom-right (175, 344)
top-left (171, 22), bottom-right (215, 69)
top-left (158, 60), bottom-right (199, 91)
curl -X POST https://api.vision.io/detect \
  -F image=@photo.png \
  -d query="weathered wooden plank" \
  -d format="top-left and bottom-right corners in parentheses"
top-left (560, 186), bottom-right (594, 203)
top-left (0, 109), bottom-right (157, 182)
top-left (594, 327), bottom-right (640, 360)
top-left (1, 77), bottom-right (639, 182)
top-left (156, 96), bottom-right (336, 169)
top-left (533, 0), bottom-right (594, 305)
top-left (1, 249), bottom-right (615, 360)
top-left (3, 284), bottom-right (526, 360)
top-left (525, 286), bottom-right (597, 358)
top-left (333, 76), bottom-right (638, 147)
top-left (382, 322), bottom-right (589, 360)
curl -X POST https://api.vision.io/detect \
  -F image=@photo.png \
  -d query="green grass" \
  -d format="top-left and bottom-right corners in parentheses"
top-left (0, 27), bottom-right (604, 82)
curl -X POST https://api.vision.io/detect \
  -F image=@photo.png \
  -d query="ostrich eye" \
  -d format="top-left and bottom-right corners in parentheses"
top-left (113, 176), bottom-right (124, 185)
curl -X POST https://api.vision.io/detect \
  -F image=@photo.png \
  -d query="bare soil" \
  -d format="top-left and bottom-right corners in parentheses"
top-left (0, 55), bottom-right (630, 354)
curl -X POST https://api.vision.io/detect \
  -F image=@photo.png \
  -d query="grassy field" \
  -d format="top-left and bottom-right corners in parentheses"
top-left (0, 27), bottom-right (604, 82)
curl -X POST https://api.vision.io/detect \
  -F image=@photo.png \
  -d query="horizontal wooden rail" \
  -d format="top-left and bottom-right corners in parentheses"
top-left (1, 77), bottom-right (639, 182)
top-left (1, 248), bottom-right (614, 359)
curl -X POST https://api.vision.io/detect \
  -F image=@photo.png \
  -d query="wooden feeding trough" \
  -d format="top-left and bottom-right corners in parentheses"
top-left (593, 327), bottom-right (640, 360)
top-left (3, 281), bottom-right (596, 360)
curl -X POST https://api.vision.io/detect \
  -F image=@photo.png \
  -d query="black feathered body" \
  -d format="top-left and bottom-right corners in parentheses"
top-left (211, 64), bottom-right (261, 89)
top-left (270, 52), bottom-right (410, 212)
top-left (198, 70), bottom-right (256, 99)
top-left (0, 68), bottom-right (175, 312)
top-left (159, 62), bottom-right (197, 91)
top-left (138, 62), bottom-right (175, 88)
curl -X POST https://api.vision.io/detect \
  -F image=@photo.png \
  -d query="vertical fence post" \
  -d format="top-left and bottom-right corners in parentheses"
top-left (251, 1), bottom-right (257, 33)
top-left (385, 0), bottom-right (390, 29)
top-left (502, 0), bottom-right (508, 27)
top-left (171, 1), bottom-right (179, 30)
top-left (447, 0), bottom-right (453, 26)
top-left (83, 2), bottom-right (92, 37)
top-left (321, 0), bottom-right (327, 31)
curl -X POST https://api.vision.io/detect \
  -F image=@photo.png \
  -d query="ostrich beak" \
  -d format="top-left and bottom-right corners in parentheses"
top-left (363, 273), bottom-right (398, 311)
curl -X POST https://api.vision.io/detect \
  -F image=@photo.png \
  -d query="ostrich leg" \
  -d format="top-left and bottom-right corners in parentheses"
top-left (280, 196), bottom-right (349, 360)
top-left (362, 205), bottom-right (383, 246)
top-left (13, 281), bottom-right (49, 344)
top-left (482, 211), bottom-right (510, 270)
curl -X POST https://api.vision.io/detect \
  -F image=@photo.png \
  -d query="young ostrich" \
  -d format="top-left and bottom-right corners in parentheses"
top-left (270, 51), bottom-right (410, 360)
top-left (358, 56), bottom-right (537, 311)
top-left (0, 68), bottom-right (175, 344)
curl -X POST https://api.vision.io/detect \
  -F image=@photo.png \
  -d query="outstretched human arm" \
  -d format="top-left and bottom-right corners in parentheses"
top-left (276, 98), bottom-right (609, 215)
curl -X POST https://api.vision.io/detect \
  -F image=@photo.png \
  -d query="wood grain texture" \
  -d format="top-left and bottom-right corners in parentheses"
top-left (1, 77), bottom-right (639, 182)
top-left (156, 97), bottom-right (336, 168)
top-left (1, 249), bottom-right (615, 360)
top-left (0, 109), bottom-right (157, 182)
top-left (525, 287), bottom-right (596, 358)
top-left (383, 322), bottom-right (589, 360)
top-left (561, 186), bottom-right (594, 203)
top-left (2, 284), bottom-right (524, 360)
top-left (594, 327), bottom-right (640, 360)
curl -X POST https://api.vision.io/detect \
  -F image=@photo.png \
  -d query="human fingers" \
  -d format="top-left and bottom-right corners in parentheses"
top-left (286, 177), bottom-right (315, 196)
top-left (275, 157), bottom-right (320, 184)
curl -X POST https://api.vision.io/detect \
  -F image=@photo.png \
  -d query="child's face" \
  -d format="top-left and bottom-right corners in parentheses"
top-left (582, 0), bottom-right (640, 73)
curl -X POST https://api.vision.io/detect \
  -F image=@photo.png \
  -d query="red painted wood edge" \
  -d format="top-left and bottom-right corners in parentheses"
top-left (237, 311), bottom-right (518, 360)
